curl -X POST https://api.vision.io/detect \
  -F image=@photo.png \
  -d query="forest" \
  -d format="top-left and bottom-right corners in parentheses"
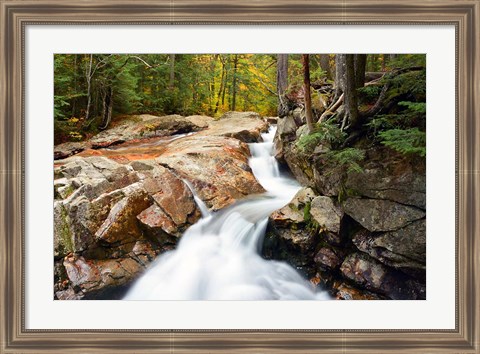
top-left (53, 54), bottom-right (426, 301)
top-left (55, 53), bottom-right (425, 152)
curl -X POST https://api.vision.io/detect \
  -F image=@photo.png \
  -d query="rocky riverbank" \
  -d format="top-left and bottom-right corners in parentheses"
top-left (54, 110), bottom-right (426, 301)
top-left (54, 112), bottom-right (268, 299)
top-left (262, 110), bottom-right (426, 300)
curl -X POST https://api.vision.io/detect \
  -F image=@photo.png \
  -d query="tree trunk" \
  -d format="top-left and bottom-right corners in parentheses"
top-left (85, 54), bottom-right (93, 121)
top-left (231, 54), bottom-right (238, 111)
top-left (169, 54), bottom-right (175, 89)
top-left (345, 54), bottom-right (360, 129)
top-left (381, 54), bottom-right (387, 72)
top-left (334, 54), bottom-right (346, 100)
top-left (319, 54), bottom-right (332, 80)
top-left (100, 86), bottom-right (113, 130)
top-left (354, 54), bottom-right (367, 88)
top-left (222, 68), bottom-right (228, 106)
top-left (209, 55), bottom-right (216, 113)
top-left (71, 55), bottom-right (77, 117)
top-left (302, 54), bottom-right (315, 134)
top-left (214, 56), bottom-right (226, 114)
top-left (276, 54), bottom-right (289, 117)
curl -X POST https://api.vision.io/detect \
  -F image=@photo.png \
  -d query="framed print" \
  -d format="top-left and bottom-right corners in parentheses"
top-left (1, 0), bottom-right (479, 353)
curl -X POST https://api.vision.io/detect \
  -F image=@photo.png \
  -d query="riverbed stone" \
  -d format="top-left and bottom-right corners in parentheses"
top-left (334, 283), bottom-right (384, 300)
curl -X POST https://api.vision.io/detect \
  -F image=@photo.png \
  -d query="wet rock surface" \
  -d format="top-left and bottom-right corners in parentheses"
top-left (89, 114), bottom-right (201, 149)
top-left (54, 141), bottom-right (90, 160)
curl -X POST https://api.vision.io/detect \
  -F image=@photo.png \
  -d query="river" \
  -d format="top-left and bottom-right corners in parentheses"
top-left (124, 126), bottom-right (330, 300)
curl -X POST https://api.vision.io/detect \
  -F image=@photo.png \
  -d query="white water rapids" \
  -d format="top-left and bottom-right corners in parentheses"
top-left (124, 126), bottom-right (330, 300)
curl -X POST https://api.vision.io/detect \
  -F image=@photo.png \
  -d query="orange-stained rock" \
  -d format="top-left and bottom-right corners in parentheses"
top-left (62, 255), bottom-right (143, 298)
top-left (158, 135), bottom-right (265, 211)
top-left (95, 187), bottom-right (152, 244)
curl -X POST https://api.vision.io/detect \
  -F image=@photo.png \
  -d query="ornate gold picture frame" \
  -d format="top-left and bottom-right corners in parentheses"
top-left (1, 0), bottom-right (479, 352)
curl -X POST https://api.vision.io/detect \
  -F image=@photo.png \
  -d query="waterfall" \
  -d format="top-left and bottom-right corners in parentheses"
top-left (124, 126), bottom-right (330, 300)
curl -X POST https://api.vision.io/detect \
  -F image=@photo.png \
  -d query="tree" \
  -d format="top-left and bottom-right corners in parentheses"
top-left (84, 54), bottom-right (94, 122)
top-left (344, 54), bottom-right (360, 129)
top-left (319, 54), bottom-right (332, 81)
top-left (302, 54), bottom-right (315, 133)
top-left (276, 54), bottom-right (288, 117)
top-left (231, 54), bottom-right (239, 111)
top-left (334, 54), bottom-right (346, 100)
top-left (354, 54), bottom-right (366, 89)
top-left (214, 55), bottom-right (226, 114)
top-left (169, 54), bottom-right (176, 89)
top-left (54, 53), bottom-right (281, 142)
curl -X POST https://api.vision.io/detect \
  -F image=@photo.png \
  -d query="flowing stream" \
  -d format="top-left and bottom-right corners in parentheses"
top-left (124, 126), bottom-right (330, 300)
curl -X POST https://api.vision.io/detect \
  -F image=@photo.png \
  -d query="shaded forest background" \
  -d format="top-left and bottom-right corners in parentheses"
top-left (54, 54), bottom-right (426, 159)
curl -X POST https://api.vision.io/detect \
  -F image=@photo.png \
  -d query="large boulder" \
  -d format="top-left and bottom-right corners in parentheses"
top-left (274, 115), bottom-right (298, 160)
top-left (90, 115), bottom-right (202, 149)
top-left (309, 196), bottom-right (344, 245)
top-left (136, 166), bottom-right (201, 244)
top-left (185, 115), bottom-right (214, 128)
top-left (263, 188), bottom-right (319, 277)
top-left (340, 253), bottom-right (425, 300)
top-left (54, 141), bottom-right (89, 160)
top-left (60, 241), bottom-right (158, 299)
top-left (352, 219), bottom-right (426, 280)
top-left (158, 135), bottom-right (265, 210)
top-left (345, 147), bottom-right (426, 209)
top-left (95, 185), bottom-right (151, 244)
top-left (54, 157), bottom-right (142, 256)
top-left (200, 111), bottom-right (268, 143)
top-left (314, 247), bottom-right (345, 271)
top-left (53, 156), bottom-right (205, 259)
top-left (343, 198), bottom-right (425, 232)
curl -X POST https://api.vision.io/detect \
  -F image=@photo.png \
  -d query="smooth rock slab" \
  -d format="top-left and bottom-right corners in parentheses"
top-left (90, 115), bottom-right (202, 148)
